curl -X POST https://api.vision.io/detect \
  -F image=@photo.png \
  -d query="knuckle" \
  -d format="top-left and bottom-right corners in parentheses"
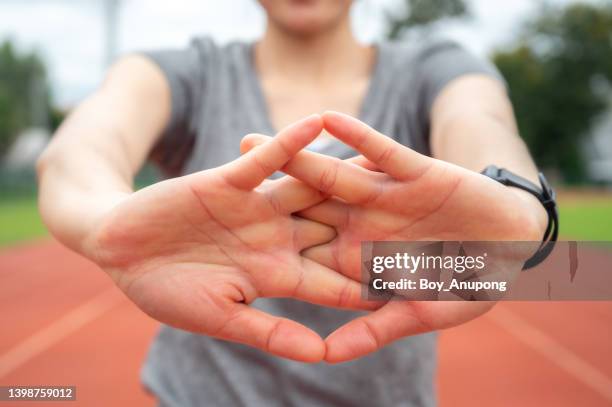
top-left (318, 159), bottom-right (340, 194)
top-left (276, 137), bottom-right (294, 162)
top-left (356, 178), bottom-right (385, 206)
top-left (264, 190), bottom-right (283, 214)
top-left (376, 145), bottom-right (396, 166)
top-left (253, 153), bottom-right (277, 178)
top-left (265, 320), bottom-right (283, 353)
top-left (337, 279), bottom-right (355, 309)
top-left (360, 319), bottom-right (381, 350)
top-left (291, 268), bottom-right (306, 298)
top-left (354, 125), bottom-right (372, 151)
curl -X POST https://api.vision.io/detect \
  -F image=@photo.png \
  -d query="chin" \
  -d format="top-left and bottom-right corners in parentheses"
top-left (280, 17), bottom-right (333, 37)
top-left (259, 0), bottom-right (352, 36)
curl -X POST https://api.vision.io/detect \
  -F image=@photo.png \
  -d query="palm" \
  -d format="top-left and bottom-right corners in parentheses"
top-left (86, 116), bottom-right (371, 362)
top-left (302, 160), bottom-right (539, 280)
top-left (302, 170), bottom-right (530, 361)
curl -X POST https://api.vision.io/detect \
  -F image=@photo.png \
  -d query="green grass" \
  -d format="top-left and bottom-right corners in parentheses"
top-left (0, 196), bottom-right (48, 246)
top-left (0, 195), bottom-right (611, 248)
top-left (558, 199), bottom-right (612, 241)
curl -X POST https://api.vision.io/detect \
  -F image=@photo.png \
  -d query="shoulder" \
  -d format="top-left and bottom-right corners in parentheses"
top-left (143, 36), bottom-right (252, 68)
top-left (139, 36), bottom-right (255, 98)
top-left (378, 38), bottom-right (474, 69)
top-left (184, 37), bottom-right (253, 65)
top-left (378, 37), bottom-right (502, 90)
top-left (374, 38), bottom-right (474, 91)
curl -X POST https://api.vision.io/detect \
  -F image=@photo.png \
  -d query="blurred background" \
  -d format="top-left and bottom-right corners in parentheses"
top-left (0, 0), bottom-right (611, 406)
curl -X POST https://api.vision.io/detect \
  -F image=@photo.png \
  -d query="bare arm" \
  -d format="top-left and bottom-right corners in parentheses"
top-left (36, 68), bottom-right (372, 360)
top-left (37, 56), bottom-right (171, 253)
top-left (430, 75), bottom-right (548, 234)
top-left (38, 64), bottom-right (373, 362)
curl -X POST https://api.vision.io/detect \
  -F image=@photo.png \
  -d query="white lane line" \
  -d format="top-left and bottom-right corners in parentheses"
top-left (488, 306), bottom-right (612, 403)
top-left (0, 288), bottom-right (123, 378)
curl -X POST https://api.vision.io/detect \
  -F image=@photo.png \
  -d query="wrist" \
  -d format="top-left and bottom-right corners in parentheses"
top-left (78, 191), bottom-right (132, 258)
top-left (39, 182), bottom-right (131, 259)
top-left (509, 187), bottom-right (549, 240)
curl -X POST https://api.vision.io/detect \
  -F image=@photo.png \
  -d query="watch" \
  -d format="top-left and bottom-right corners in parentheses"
top-left (481, 165), bottom-right (559, 270)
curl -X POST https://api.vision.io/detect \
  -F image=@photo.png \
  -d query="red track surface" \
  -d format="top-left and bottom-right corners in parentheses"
top-left (1, 240), bottom-right (611, 406)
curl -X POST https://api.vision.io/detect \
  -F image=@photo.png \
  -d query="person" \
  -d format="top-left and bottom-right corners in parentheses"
top-left (37, 0), bottom-right (548, 405)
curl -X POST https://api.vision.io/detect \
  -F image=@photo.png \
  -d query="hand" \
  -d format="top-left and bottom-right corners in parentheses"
top-left (83, 115), bottom-right (374, 363)
top-left (243, 112), bottom-right (545, 363)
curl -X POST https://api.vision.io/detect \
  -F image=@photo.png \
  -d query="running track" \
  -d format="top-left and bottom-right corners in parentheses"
top-left (1, 240), bottom-right (611, 406)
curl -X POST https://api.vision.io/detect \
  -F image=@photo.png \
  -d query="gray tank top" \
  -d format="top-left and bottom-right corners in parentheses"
top-left (141, 37), bottom-right (501, 407)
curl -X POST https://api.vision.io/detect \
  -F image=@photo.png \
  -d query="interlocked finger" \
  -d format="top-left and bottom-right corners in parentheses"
top-left (222, 114), bottom-right (323, 190)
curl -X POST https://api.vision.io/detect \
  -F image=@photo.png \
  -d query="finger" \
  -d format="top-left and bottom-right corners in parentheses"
top-left (263, 176), bottom-right (327, 214)
top-left (322, 111), bottom-right (431, 180)
top-left (301, 236), bottom-right (361, 282)
top-left (260, 259), bottom-right (379, 312)
top-left (244, 134), bottom-right (326, 214)
top-left (284, 151), bottom-right (385, 204)
top-left (124, 267), bottom-right (326, 363)
top-left (240, 133), bottom-right (267, 154)
top-left (324, 301), bottom-right (492, 363)
top-left (242, 133), bottom-right (379, 172)
top-left (243, 134), bottom-right (382, 204)
top-left (216, 304), bottom-right (326, 362)
top-left (222, 114), bottom-right (323, 190)
top-left (293, 217), bottom-right (336, 251)
top-left (324, 301), bottom-right (428, 363)
top-left (347, 155), bottom-right (380, 172)
top-left (302, 243), bottom-right (337, 270)
top-left (297, 198), bottom-right (349, 227)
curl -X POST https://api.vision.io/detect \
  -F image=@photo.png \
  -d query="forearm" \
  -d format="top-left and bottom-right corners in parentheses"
top-left (37, 101), bottom-right (137, 254)
top-left (432, 111), bottom-right (538, 183)
top-left (37, 56), bottom-right (171, 254)
top-left (431, 76), bottom-right (548, 236)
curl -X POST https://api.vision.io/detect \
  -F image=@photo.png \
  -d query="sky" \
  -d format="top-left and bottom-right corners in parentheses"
top-left (0, 0), bottom-right (584, 107)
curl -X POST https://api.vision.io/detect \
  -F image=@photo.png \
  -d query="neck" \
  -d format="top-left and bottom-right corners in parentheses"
top-left (255, 17), bottom-right (371, 83)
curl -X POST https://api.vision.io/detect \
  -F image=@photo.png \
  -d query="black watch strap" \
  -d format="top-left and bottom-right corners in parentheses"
top-left (481, 165), bottom-right (559, 270)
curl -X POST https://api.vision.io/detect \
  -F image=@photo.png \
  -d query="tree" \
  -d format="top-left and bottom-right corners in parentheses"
top-left (493, 3), bottom-right (612, 183)
top-left (387, 0), bottom-right (470, 39)
top-left (0, 40), bottom-right (52, 158)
